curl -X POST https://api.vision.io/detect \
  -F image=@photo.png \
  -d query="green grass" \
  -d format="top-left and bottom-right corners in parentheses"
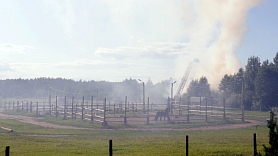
top-left (0, 117), bottom-right (270, 156)
top-left (0, 109), bottom-right (272, 155)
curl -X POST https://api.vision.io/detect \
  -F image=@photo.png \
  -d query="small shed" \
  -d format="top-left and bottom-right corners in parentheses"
top-left (189, 97), bottom-right (207, 106)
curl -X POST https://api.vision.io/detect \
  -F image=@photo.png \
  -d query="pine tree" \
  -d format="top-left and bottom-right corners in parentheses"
top-left (262, 111), bottom-right (278, 155)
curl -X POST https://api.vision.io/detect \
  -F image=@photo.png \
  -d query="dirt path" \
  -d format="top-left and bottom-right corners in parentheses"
top-left (0, 111), bottom-right (266, 131)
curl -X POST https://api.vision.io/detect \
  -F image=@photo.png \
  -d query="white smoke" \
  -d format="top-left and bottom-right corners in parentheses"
top-left (177, 0), bottom-right (261, 90)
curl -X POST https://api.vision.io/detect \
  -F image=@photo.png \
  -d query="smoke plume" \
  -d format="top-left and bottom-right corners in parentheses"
top-left (177, 0), bottom-right (261, 90)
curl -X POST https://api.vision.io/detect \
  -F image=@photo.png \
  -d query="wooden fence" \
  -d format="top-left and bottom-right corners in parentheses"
top-left (2, 96), bottom-right (244, 126)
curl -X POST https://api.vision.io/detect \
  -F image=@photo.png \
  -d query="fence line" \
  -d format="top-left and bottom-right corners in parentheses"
top-left (2, 95), bottom-right (247, 126)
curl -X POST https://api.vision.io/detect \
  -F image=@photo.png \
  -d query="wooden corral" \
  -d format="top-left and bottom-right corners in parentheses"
top-left (2, 95), bottom-right (245, 126)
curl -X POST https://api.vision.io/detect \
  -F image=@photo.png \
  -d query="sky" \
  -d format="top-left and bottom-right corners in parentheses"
top-left (0, 0), bottom-right (277, 90)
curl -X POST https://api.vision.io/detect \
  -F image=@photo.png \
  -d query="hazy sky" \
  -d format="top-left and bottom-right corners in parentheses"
top-left (0, 0), bottom-right (277, 89)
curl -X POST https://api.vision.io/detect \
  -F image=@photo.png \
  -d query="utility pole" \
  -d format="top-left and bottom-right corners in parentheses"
top-left (171, 81), bottom-right (177, 101)
top-left (237, 76), bottom-right (245, 121)
top-left (138, 79), bottom-right (146, 114)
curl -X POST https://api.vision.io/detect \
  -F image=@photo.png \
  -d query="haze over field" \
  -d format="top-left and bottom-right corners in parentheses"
top-left (0, 0), bottom-right (277, 91)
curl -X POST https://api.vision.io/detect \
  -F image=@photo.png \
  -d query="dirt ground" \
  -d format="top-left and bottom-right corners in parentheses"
top-left (0, 110), bottom-right (266, 131)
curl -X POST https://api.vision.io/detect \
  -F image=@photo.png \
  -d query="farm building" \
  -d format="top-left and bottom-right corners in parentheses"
top-left (189, 97), bottom-right (208, 106)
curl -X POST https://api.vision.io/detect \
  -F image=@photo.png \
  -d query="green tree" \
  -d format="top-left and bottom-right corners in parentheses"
top-left (274, 52), bottom-right (278, 67)
top-left (261, 111), bottom-right (278, 155)
top-left (186, 76), bottom-right (211, 97)
top-left (255, 62), bottom-right (278, 111)
top-left (244, 56), bottom-right (261, 110)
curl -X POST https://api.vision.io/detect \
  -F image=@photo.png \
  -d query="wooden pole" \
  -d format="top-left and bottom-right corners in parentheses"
top-left (241, 78), bottom-right (245, 121)
top-left (97, 103), bottom-right (99, 116)
top-left (26, 101), bottom-right (28, 112)
top-left (75, 100), bottom-right (77, 119)
top-left (55, 96), bottom-right (58, 118)
top-left (124, 96), bottom-right (127, 125)
top-left (179, 96), bottom-right (182, 115)
top-left (205, 98), bottom-right (208, 122)
top-left (187, 97), bottom-right (190, 123)
top-left (253, 133), bottom-right (257, 156)
top-left (185, 135), bottom-right (188, 156)
top-left (199, 96), bottom-right (201, 114)
top-left (64, 96), bottom-right (66, 119)
top-left (49, 95), bottom-right (51, 115)
top-left (43, 101), bottom-right (45, 111)
top-left (114, 103), bottom-right (115, 117)
top-left (5, 146), bottom-right (10, 156)
top-left (30, 101), bottom-right (32, 113)
top-left (36, 102), bottom-right (38, 115)
top-left (147, 97), bottom-right (149, 124)
top-left (91, 96), bottom-right (94, 123)
top-left (82, 96), bottom-right (84, 120)
top-left (109, 140), bottom-right (113, 156)
top-left (103, 98), bottom-right (107, 126)
top-left (72, 96), bottom-right (74, 119)
top-left (223, 97), bottom-right (226, 120)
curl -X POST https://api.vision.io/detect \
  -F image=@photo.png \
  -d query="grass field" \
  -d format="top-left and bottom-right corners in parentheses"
top-left (0, 113), bottom-right (270, 156)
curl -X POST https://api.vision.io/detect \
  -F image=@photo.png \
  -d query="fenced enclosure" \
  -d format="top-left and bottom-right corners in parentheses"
top-left (2, 95), bottom-right (245, 126)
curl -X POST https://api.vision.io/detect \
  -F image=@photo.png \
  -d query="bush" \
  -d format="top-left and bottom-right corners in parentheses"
top-left (261, 111), bottom-right (278, 156)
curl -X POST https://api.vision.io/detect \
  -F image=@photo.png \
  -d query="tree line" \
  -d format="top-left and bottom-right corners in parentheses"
top-left (0, 77), bottom-right (170, 104)
top-left (182, 52), bottom-right (278, 111)
top-left (218, 52), bottom-right (278, 111)
top-left (1, 52), bottom-right (277, 111)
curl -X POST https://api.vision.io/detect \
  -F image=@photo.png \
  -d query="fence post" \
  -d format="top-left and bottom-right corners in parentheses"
top-left (64, 96), bottom-right (67, 119)
top-left (30, 101), bottom-right (33, 113)
top-left (167, 97), bottom-right (170, 120)
top-left (114, 103), bottom-right (115, 117)
top-left (185, 135), bottom-right (188, 156)
top-left (82, 96), bottom-right (84, 120)
top-left (43, 101), bottom-right (45, 111)
top-left (8, 101), bottom-right (10, 110)
top-left (223, 97), bottom-right (226, 120)
top-left (109, 140), bottom-right (113, 156)
top-left (26, 101), bottom-right (29, 112)
top-left (147, 97), bottom-right (149, 125)
top-left (253, 133), bottom-right (257, 156)
top-left (21, 101), bottom-right (23, 111)
top-left (199, 96), bottom-right (201, 114)
top-left (5, 146), bottom-right (10, 156)
top-left (72, 96), bottom-right (74, 119)
top-left (103, 98), bottom-right (107, 126)
top-left (187, 97), bottom-right (190, 123)
top-left (55, 96), bottom-right (58, 118)
top-left (109, 101), bottom-right (111, 113)
top-left (4, 101), bottom-right (6, 110)
top-left (49, 95), bottom-right (51, 115)
top-left (97, 103), bottom-right (99, 116)
top-left (179, 96), bottom-right (182, 115)
top-left (12, 101), bottom-right (14, 110)
top-left (75, 100), bottom-right (78, 119)
top-left (205, 98), bottom-right (208, 122)
top-left (91, 96), bottom-right (94, 123)
top-left (124, 96), bottom-right (127, 125)
top-left (36, 102), bottom-right (38, 115)
top-left (17, 101), bottom-right (19, 111)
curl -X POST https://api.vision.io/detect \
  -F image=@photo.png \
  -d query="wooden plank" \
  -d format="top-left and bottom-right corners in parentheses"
top-left (1, 127), bottom-right (13, 132)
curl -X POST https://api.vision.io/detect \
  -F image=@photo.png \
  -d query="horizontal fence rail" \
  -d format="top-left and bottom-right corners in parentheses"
top-left (1, 96), bottom-right (257, 126)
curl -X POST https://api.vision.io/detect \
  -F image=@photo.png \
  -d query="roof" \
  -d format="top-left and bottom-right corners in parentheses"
top-left (190, 97), bottom-right (206, 103)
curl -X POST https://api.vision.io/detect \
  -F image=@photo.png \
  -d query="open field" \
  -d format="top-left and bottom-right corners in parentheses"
top-left (0, 109), bottom-right (271, 156)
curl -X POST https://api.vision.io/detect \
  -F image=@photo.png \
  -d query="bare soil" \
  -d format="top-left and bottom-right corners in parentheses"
top-left (0, 111), bottom-right (265, 131)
